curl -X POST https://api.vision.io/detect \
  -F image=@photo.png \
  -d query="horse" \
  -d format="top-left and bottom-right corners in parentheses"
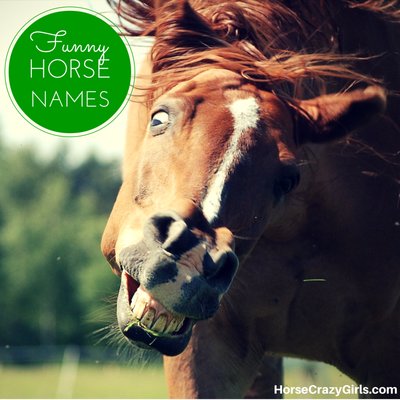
top-left (101, 0), bottom-right (400, 397)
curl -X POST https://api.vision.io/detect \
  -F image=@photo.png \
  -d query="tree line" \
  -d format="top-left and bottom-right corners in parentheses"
top-left (0, 142), bottom-right (122, 346)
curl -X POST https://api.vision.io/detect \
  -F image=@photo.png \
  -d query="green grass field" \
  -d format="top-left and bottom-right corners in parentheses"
top-left (0, 359), bottom-right (356, 398)
top-left (0, 364), bottom-right (167, 398)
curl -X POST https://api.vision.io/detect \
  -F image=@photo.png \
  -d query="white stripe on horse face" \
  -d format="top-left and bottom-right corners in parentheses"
top-left (202, 97), bottom-right (260, 223)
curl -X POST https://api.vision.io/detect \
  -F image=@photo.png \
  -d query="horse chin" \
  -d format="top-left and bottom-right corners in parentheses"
top-left (117, 271), bottom-right (194, 356)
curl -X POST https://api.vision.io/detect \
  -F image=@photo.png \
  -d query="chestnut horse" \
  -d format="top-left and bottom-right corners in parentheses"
top-left (102, 0), bottom-right (400, 397)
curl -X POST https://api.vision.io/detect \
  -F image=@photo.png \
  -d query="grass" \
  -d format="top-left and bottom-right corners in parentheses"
top-left (0, 363), bottom-right (167, 398)
top-left (0, 359), bottom-right (356, 398)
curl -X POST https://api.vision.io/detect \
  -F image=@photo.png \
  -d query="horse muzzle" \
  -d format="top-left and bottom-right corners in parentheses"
top-left (116, 211), bottom-right (239, 356)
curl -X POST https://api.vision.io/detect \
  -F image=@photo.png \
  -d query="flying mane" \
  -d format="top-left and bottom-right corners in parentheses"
top-left (107, 0), bottom-right (399, 103)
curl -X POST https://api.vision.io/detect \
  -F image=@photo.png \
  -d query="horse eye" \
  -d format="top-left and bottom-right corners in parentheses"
top-left (150, 111), bottom-right (169, 127)
top-left (279, 177), bottom-right (297, 194)
top-left (274, 170), bottom-right (300, 198)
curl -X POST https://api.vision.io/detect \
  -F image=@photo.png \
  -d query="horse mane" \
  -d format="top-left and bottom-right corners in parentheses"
top-left (109, 0), bottom-right (400, 35)
top-left (108, 0), bottom-right (398, 103)
top-left (347, 0), bottom-right (400, 19)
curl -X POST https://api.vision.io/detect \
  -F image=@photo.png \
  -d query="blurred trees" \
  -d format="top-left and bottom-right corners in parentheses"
top-left (0, 142), bottom-right (121, 346)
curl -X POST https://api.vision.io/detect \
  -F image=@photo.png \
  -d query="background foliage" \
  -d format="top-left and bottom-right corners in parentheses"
top-left (0, 141), bottom-right (121, 346)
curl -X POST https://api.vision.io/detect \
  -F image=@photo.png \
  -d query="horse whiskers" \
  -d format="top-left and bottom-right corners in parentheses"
top-left (92, 324), bottom-right (114, 336)
top-left (107, 254), bottom-right (118, 267)
top-left (91, 323), bottom-right (121, 348)
top-left (91, 303), bottom-right (161, 365)
top-left (92, 323), bottom-right (140, 363)
top-left (233, 233), bottom-right (258, 241)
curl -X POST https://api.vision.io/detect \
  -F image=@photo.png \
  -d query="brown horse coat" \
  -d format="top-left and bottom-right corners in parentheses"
top-left (102, 1), bottom-right (400, 397)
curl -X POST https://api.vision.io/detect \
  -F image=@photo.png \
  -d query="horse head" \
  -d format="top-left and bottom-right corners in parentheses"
top-left (102, 1), bottom-right (386, 356)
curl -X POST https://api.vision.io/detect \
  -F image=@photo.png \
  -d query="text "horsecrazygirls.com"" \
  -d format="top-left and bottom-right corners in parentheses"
top-left (274, 384), bottom-right (397, 397)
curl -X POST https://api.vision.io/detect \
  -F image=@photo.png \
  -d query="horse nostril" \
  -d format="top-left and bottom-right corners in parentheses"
top-left (162, 220), bottom-right (197, 254)
top-left (145, 212), bottom-right (199, 256)
top-left (148, 212), bottom-right (180, 244)
top-left (206, 250), bottom-right (239, 293)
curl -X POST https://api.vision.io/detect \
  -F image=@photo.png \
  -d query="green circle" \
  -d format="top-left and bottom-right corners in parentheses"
top-left (6, 8), bottom-right (134, 136)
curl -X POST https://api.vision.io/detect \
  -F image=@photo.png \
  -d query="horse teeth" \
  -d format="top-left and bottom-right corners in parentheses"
top-left (141, 309), bottom-right (155, 328)
top-left (176, 318), bottom-right (184, 332)
top-left (152, 315), bottom-right (167, 333)
top-left (164, 320), bottom-right (175, 334)
top-left (130, 291), bottom-right (138, 308)
top-left (133, 300), bottom-right (146, 320)
top-left (165, 316), bottom-right (183, 333)
top-left (129, 286), bottom-right (185, 333)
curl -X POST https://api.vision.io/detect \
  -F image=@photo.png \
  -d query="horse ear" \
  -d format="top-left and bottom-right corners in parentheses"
top-left (152, 0), bottom-right (223, 72)
top-left (294, 86), bottom-right (386, 145)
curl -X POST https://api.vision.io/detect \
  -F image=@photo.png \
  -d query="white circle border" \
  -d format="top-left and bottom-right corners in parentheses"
top-left (4, 6), bottom-right (135, 138)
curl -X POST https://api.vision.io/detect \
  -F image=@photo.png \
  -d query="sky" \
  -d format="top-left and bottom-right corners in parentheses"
top-left (0, 0), bottom-right (150, 164)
